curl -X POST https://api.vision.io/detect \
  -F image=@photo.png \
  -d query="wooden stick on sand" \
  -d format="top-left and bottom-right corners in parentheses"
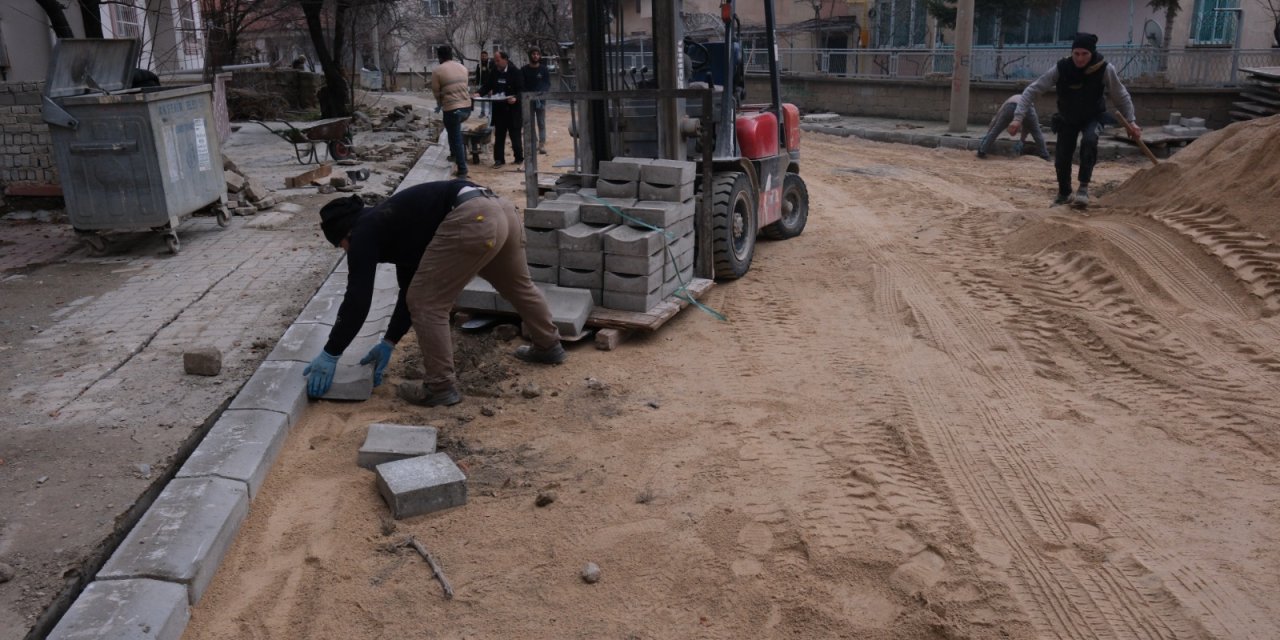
top-left (1114, 110), bottom-right (1159, 166)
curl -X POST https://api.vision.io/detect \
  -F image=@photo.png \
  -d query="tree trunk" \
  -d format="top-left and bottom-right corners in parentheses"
top-left (1159, 9), bottom-right (1175, 72)
top-left (79, 0), bottom-right (102, 38)
top-left (302, 0), bottom-right (351, 117)
top-left (36, 0), bottom-right (75, 38)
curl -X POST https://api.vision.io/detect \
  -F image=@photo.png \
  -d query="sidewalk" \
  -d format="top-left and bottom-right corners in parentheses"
top-left (0, 92), bottom-right (445, 639)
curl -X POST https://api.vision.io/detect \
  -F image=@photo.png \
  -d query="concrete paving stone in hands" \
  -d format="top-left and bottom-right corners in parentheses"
top-left (321, 363), bottom-right (375, 401)
top-left (640, 159), bottom-right (696, 186)
top-left (639, 181), bottom-right (695, 203)
top-left (98, 478), bottom-right (249, 604)
top-left (376, 452), bottom-right (467, 519)
top-left (176, 409), bottom-right (289, 499)
top-left (47, 578), bottom-right (188, 640)
top-left (560, 249), bottom-right (604, 271)
top-left (540, 284), bottom-right (595, 335)
top-left (580, 197), bottom-right (633, 225)
top-left (229, 360), bottom-right (308, 425)
top-left (358, 423), bottom-right (439, 469)
top-left (560, 266), bottom-right (603, 290)
top-left (558, 223), bottom-right (616, 253)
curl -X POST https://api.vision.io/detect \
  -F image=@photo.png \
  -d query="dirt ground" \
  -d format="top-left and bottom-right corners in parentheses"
top-left (183, 110), bottom-right (1280, 639)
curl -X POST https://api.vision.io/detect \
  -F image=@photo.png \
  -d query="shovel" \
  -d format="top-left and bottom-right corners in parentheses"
top-left (1114, 110), bottom-right (1159, 166)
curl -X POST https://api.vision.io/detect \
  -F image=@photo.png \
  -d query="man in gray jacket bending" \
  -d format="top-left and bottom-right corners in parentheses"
top-left (1008, 32), bottom-right (1142, 208)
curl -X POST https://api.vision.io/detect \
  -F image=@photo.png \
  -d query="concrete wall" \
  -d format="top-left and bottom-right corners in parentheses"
top-left (0, 81), bottom-right (58, 192)
top-left (747, 74), bottom-right (1239, 130)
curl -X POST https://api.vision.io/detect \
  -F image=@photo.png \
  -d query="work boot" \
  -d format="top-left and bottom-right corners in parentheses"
top-left (396, 382), bottom-right (461, 407)
top-left (976, 150), bottom-right (987, 159)
top-left (1052, 192), bottom-right (1072, 207)
top-left (513, 343), bottom-right (567, 365)
top-left (1073, 185), bottom-right (1089, 209)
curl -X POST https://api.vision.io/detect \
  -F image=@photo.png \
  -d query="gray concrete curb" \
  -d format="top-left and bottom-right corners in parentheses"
top-left (802, 121), bottom-right (1147, 159)
top-left (46, 135), bottom-right (453, 638)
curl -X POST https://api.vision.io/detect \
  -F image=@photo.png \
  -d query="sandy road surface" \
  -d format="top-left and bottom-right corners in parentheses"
top-left (184, 112), bottom-right (1280, 639)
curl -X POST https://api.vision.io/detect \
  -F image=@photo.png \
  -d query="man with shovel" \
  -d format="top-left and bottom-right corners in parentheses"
top-left (304, 181), bottom-right (567, 407)
top-left (1007, 32), bottom-right (1142, 208)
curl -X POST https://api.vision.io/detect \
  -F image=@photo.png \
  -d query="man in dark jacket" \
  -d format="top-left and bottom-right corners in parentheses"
top-left (521, 47), bottom-right (553, 154)
top-left (473, 50), bottom-right (494, 120)
top-left (477, 50), bottom-right (524, 167)
top-left (305, 182), bottom-right (567, 407)
top-left (1008, 32), bottom-right (1141, 208)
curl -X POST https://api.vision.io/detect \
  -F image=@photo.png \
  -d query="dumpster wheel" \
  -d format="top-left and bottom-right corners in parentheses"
top-left (215, 206), bottom-right (231, 228)
top-left (165, 233), bottom-right (181, 254)
top-left (77, 232), bottom-right (107, 256)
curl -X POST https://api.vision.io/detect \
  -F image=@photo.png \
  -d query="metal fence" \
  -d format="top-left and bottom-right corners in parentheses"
top-left (744, 46), bottom-right (1280, 87)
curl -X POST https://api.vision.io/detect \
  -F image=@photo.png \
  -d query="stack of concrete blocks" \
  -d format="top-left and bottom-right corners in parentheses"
top-left (596, 158), bottom-right (698, 312)
top-left (1162, 115), bottom-right (1209, 137)
top-left (358, 423), bottom-right (467, 520)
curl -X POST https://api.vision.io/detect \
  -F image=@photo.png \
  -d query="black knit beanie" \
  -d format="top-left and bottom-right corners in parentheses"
top-left (319, 194), bottom-right (364, 246)
top-left (1071, 32), bottom-right (1098, 53)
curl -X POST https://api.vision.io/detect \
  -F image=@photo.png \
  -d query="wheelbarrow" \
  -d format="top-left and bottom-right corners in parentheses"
top-left (250, 117), bottom-right (355, 164)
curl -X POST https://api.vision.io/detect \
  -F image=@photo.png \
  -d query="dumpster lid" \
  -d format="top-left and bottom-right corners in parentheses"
top-left (45, 39), bottom-right (141, 99)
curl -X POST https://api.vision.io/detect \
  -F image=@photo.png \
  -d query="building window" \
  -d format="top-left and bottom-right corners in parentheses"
top-left (873, 0), bottom-right (928, 48)
top-left (975, 0), bottom-right (1080, 47)
top-left (112, 1), bottom-right (143, 39)
top-left (424, 0), bottom-right (455, 17)
top-left (1189, 0), bottom-right (1239, 45)
top-left (176, 0), bottom-right (201, 56)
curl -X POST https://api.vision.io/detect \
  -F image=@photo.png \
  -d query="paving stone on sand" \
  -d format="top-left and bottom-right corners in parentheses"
top-left (98, 477), bottom-right (249, 604)
top-left (321, 363), bottom-right (375, 401)
top-left (376, 453), bottom-right (467, 519)
top-left (47, 579), bottom-right (188, 640)
top-left (358, 423), bottom-right (439, 470)
top-left (176, 409), bottom-right (290, 499)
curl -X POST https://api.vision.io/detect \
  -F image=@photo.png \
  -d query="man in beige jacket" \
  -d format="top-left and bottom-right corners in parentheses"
top-left (431, 46), bottom-right (473, 178)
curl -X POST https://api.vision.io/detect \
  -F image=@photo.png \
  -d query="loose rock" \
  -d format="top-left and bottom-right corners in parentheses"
top-left (0, 562), bottom-right (14, 583)
top-left (581, 562), bottom-right (601, 584)
top-left (480, 405), bottom-right (497, 417)
top-left (493, 324), bottom-right (520, 341)
top-left (535, 490), bottom-right (557, 507)
top-left (521, 383), bottom-right (542, 399)
top-left (585, 377), bottom-right (608, 391)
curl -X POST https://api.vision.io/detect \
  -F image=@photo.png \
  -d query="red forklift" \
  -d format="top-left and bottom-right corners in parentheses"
top-left (531, 0), bottom-right (807, 281)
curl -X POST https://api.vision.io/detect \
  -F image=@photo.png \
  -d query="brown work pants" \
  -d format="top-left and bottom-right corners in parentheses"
top-left (405, 194), bottom-right (560, 391)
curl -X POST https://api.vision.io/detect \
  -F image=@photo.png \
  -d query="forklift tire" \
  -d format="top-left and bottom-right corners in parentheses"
top-left (761, 172), bottom-right (808, 240)
top-left (710, 171), bottom-right (757, 280)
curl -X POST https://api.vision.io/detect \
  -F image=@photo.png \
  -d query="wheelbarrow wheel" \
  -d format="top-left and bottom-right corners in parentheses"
top-left (328, 136), bottom-right (354, 161)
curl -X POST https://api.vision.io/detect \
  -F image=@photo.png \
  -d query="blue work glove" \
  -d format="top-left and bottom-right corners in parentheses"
top-left (359, 339), bottom-right (394, 387)
top-left (304, 351), bottom-right (340, 398)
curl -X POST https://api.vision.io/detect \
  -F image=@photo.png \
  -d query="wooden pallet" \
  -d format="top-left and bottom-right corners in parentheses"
top-left (453, 278), bottom-right (715, 350)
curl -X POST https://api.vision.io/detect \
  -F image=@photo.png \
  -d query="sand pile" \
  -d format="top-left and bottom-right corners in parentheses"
top-left (1104, 114), bottom-right (1280, 238)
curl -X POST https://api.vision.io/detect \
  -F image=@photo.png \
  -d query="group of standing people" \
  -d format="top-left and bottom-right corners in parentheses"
top-left (431, 45), bottom-right (554, 179)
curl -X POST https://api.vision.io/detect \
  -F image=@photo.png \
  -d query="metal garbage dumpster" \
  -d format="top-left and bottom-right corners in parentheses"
top-left (41, 39), bottom-right (229, 254)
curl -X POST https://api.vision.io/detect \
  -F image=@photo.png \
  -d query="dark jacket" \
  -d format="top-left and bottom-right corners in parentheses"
top-left (1056, 54), bottom-right (1108, 127)
top-left (521, 62), bottom-right (552, 95)
top-left (324, 180), bottom-right (475, 354)
top-left (481, 62), bottom-right (524, 115)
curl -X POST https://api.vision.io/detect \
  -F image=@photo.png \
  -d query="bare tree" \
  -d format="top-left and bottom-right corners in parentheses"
top-left (1257, 0), bottom-right (1280, 47)
top-left (300, 0), bottom-right (355, 116)
top-left (199, 0), bottom-right (298, 72)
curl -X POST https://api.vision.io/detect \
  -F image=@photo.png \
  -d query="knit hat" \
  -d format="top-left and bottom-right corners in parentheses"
top-left (1071, 32), bottom-right (1098, 53)
top-left (319, 194), bottom-right (364, 246)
